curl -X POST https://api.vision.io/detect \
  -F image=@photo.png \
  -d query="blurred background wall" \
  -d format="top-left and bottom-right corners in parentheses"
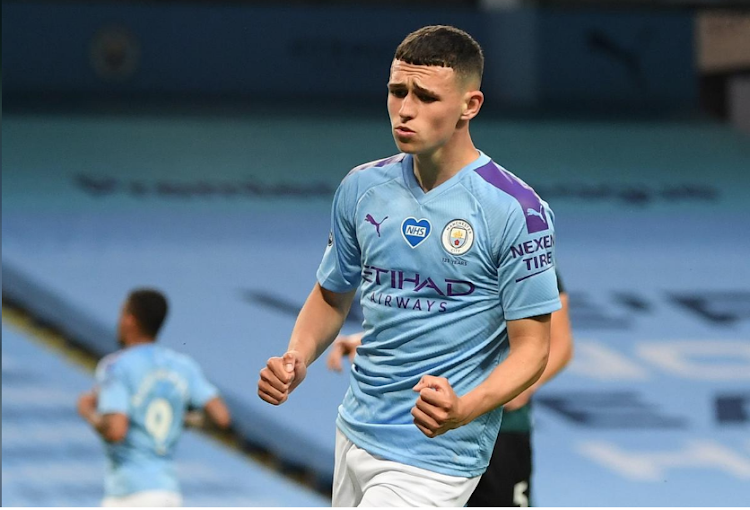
top-left (3, 1), bottom-right (697, 111)
top-left (3, 0), bottom-right (749, 506)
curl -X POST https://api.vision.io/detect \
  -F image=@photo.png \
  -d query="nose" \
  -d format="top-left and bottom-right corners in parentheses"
top-left (399, 92), bottom-right (416, 120)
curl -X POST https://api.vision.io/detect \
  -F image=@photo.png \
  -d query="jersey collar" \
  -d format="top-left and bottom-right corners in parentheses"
top-left (402, 151), bottom-right (490, 205)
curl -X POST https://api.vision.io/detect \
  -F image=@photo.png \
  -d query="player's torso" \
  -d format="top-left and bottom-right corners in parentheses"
top-left (351, 162), bottom-right (507, 386)
top-left (103, 346), bottom-right (191, 496)
top-left (109, 347), bottom-right (190, 462)
top-left (337, 155), bottom-right (559, 477)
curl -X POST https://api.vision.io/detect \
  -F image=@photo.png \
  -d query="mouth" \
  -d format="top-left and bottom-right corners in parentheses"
top-left (394, 126), bottom-right (415, 136)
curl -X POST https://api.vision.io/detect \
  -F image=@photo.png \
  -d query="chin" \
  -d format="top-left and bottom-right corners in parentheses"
top-left (393, 140), bottom-right (419, 154)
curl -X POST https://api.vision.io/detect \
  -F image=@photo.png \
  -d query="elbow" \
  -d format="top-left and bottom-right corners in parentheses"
top-left (205, 398), bottom-right (232, 430)
top-left (103, 425), bottom-right (128, 443)
top-left (211, 408), bottom-right (232, 430)
top-left (215, 414), bottom-right (232, 430)
top-left (103, 430), bottom-right (126, 443)
top-left (102, 414), bottom-right (128, 442)
top-left (559, 336), bottom-right (574, 369)
top-left (540, 334), bottom-right (551, 368)
top-left (526, 345), bottom-right (549, 387)
top-left (564, 341), bottom-right (574, 367)
top-left (536, 349), bottom-right (550, 382)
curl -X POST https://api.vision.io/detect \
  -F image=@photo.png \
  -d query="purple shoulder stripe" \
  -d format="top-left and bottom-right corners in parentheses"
top-left (348, 154), bottom-right (405, 176)
top-left (475, 161), bottom-right (549, 234)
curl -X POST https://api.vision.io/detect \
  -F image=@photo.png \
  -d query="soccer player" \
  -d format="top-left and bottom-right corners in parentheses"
top-left (77, 289), bottom-right (231, 507)
top-left (258, 25), bottom-right (561, 506)
top-left (327, 272), bottom-right (573, 507)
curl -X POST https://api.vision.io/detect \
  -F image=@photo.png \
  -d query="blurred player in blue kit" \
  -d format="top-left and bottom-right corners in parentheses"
top-left (78, 288), bottom-right (231, 507)
top-left (258, 25), bottom-right (561, 506)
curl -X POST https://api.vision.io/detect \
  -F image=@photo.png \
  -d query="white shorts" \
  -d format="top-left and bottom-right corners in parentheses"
top-left (333, 428), bottom-right (481, 507)
top-left (101, 490), bottom-right (182, 507)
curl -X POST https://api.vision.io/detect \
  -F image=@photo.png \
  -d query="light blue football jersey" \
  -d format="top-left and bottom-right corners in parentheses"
top-left (317, 151), bottom-right (561, 478)
top-left (95, 343), bottom-right (218, 497)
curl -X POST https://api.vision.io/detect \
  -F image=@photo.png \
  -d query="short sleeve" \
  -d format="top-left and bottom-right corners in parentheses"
top-left (187, 358), bottom-right (219, 408)
top-left (95, 357), bottom-right (130, 415)
top-left (316, 173), bottom-right (362, 292)
top-left (498, 202), bottom-right (561, 320)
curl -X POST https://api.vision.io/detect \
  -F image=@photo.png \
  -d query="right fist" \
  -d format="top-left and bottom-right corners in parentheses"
top-left (258, 351), bottom-right (307, 405)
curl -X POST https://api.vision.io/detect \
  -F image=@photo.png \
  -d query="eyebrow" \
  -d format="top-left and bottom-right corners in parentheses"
top-left (387, 81), bottom-right (440, 98)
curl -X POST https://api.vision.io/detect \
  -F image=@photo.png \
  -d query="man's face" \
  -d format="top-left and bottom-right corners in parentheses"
top-left (387, 59), bottom-right (469, 155)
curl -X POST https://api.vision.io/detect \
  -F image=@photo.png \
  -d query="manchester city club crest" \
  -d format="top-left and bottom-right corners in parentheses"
top-left (441, 219), bottom-right (474, 256)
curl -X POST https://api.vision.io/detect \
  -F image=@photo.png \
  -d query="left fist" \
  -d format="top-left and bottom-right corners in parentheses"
top-left (411, 375), bottom-right (466, 438)
top-left (77, 392), bottom-right (97, 418)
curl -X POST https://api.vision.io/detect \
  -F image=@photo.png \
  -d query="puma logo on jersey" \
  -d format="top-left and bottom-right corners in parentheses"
top-left (526, 206), bottom-right (547, 224)
top-left (365, 214), bottom-right (388, 237)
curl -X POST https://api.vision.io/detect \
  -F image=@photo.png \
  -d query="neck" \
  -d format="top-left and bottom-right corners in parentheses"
top-left (124, 335), bottom-right (154, 348)
top-left (412, 130), bottom-right (478, 192)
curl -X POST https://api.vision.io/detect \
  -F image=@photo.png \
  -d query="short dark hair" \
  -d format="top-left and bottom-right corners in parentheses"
top-left (126, 288), bottom-right (168, 339)
top-left (394, 25), bottom-right (484, 85)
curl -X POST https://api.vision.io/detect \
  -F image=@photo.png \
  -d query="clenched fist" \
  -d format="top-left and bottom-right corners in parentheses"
top-left (411, 375), bottom-right (468, 438)
top-left (258, 351), bottom-right (307, 405)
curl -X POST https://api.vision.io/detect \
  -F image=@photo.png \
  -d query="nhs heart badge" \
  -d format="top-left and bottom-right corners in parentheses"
top-left (401, 217), bottom-right (431, 248)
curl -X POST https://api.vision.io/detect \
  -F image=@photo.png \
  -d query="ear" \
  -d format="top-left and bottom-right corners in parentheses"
top-left (460, 90), bottom-right (484, 121)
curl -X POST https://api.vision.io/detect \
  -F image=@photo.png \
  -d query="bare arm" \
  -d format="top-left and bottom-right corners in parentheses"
top-left (258, 283), bottom-right (357, 405)
top-left (411, 314), bottom-right (550, 437)
top-left (505, 292), bottom-right (573, 410)
top-left (203, 396), bottom-right (232, 429)
top-left (288, 283), bottom-right (358, 367)
top-left (77, 392), bottom-right (128, 442)
top-left (456, 314), bottom-right (550, 423)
